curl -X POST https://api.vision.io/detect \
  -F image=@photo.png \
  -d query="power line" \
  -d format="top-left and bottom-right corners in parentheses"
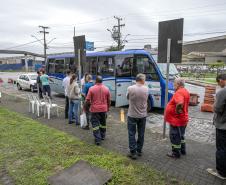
top-left (50, 16), bottom-right (114, 28)
top-left (121, 2), bottom-right (226, 18)
top-left (4, 39), bottom-right (44, 50)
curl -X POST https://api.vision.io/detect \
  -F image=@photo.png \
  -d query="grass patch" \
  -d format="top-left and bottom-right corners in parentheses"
top-left (0, 107), bottom-right (187, 185)
top-left (201, 78), bottom-right (217, 84)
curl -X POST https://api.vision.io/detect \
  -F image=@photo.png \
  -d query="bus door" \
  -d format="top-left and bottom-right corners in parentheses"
top-left (47, 59), bottom-right (57, 93)
top-left (115, 54), bottom-right (134, 107)
top-left (97, 56), bottom-right (115, 101)
top-left (134, 55), bottom-right (162, 108)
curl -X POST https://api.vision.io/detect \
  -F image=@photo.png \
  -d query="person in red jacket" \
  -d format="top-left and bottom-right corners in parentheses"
top-left (165, 78), bottom-right (190, 158)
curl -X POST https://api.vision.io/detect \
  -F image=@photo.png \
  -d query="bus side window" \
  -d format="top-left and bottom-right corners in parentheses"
top-left (48, 59), bottom-right (55, 73)
top-left (135, 56), bottom-right (159, 81)
top-left (86, 57), bottom-right (97, 75)
top-left (65, 58), bottom-right (70, 71)
top-left (69, 58), bottom-right (77, 74)
top-left (98, 56), bottom-right (114, 76)
top-left (55, 59), bottom-right (64, 74)
top-left (116, 57), bottom-right (133, 77)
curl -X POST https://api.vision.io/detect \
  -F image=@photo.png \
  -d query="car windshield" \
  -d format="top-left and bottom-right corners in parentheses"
top-left (157, 63), bottom-right (179, 78)
top-left (28, 75), bottom-right (37, 80)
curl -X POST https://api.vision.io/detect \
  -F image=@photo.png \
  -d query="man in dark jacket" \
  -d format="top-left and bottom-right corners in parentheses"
top-left (207, 74), bottom-right (226, 180)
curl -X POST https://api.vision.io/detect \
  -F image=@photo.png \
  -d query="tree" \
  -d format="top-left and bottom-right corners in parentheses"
top-left (208, 60), bottom-right (225, 76)
top-left (105, 45), bottom-right (125, 51)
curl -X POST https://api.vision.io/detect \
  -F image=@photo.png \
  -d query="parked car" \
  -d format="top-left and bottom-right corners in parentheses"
top-left (17, 73), bottom-right (37, 92)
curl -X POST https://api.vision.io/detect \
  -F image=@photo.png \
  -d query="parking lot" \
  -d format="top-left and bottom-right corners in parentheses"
top-left (0, 72), bottom-right (215, 144)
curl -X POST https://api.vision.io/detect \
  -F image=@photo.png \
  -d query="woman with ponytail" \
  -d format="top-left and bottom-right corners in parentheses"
top-left (67, 74), bottom-right (80, 125)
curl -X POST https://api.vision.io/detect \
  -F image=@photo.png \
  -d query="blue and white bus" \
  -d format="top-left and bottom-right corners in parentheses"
top-left (46, 49), bottom-right (175, 108)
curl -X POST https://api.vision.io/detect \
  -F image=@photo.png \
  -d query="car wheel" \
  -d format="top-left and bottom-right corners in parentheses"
top-left (17, 83), bottom-right (22, 90)
top-left (30, 85), bottom-right (35, 93)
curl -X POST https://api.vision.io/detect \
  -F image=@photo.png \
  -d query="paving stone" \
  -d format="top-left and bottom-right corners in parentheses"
top-left (48, 160), bottom-right (112, 185)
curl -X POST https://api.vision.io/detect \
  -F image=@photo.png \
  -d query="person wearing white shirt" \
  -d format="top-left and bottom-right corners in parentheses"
top-left (62, 70), bottom-right (71, 119)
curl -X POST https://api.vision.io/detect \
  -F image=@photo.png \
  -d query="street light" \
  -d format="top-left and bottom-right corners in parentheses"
top-left (31, 35), bottom-right (44, 46)
top-left (47, 38), bottom-right (56, 45)
top-left (122, 34), bottom-right (130, 44)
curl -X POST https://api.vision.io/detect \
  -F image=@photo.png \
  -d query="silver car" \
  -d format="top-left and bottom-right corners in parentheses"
top-left (17, 73), bottom-right (38, 92)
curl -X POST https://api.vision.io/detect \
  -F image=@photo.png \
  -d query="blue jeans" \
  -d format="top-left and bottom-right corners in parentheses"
top-left (42, 85), bottom-right (51, 97)
top-left (127, 116), bottom-right (146, 154)
top-left (68, 99), bottom-right (80, 124)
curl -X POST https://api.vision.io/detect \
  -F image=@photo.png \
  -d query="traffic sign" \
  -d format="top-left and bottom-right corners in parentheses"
top-left (86, 41), bottom-right (94, 51)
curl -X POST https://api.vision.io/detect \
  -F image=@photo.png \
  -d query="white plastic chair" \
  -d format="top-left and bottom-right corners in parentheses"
top-left (43, 96), bottom-right (59, 119)
top-left (27, 94), bottom-right (35, 113)
top-left (33, 96), bottom-right (46, 117)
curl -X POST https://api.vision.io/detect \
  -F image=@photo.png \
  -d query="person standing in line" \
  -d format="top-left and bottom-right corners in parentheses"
top-left (82, 74), bottom-right (94, 130)
top-left (36, 71), bottom-right (43, 99)
top-left (207, 74), bottom-right (226, 180)
top-left (67, 74), bottom-right (80, 125)
top-left (62, 70), bottom-right (71, 119)
top-left (40, 70), bottom-right (53, 98)
top-left (85, 76), bottom-right (111, 145)
top-left (165, 78), bottom-right (190, 159)
top-left (126, 74), bottom-right (149, 160)
top-left (81, 72), bottom-right (89, 90)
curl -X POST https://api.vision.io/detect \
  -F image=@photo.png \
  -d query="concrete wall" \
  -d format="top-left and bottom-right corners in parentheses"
top-left (205, 56), bottom-right (226, 64)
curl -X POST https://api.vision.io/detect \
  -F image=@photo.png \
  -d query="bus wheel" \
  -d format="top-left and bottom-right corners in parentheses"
top-left (147, 98), bottom-right (152, 112)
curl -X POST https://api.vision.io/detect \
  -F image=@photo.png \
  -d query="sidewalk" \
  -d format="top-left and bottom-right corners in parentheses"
top-left (0, 93), bottom-right (225, 185)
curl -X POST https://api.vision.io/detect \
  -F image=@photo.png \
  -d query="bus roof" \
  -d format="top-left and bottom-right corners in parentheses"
top-left (47, 49), bottom-right (152, 59)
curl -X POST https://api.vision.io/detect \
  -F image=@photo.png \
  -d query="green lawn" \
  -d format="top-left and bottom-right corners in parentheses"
top-left (0, 107), bottom-right (186, 185)
top-left (201, 78), bottom-right (217, 84)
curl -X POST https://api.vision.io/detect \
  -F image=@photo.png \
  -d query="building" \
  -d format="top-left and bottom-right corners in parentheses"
top-left (182, 35), bottom-right (226, 64)
top-left (0, 56), bottom-right (44, 71)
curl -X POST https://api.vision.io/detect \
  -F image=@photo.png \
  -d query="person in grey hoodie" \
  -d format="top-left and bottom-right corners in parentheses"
top-left (67, 74), bottom-right (80, 125)
top-left (207, 74), bottom-right (226, 180)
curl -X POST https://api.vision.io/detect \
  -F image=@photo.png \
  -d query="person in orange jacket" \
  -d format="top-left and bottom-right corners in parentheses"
top-left (165, 78), bottom-right (190, 158)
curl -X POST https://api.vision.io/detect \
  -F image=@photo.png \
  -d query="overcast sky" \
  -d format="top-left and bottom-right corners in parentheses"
top-left (1, 0), bottom-right (226, 56)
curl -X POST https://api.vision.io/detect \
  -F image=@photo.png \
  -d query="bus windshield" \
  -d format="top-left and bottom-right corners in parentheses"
top-left (151, 54), bottom-right (179, 78)
top-left (157, 63), bottom-right (179, 78)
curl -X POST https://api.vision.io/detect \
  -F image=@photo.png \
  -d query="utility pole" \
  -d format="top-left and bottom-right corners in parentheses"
top-left (107, 16), bottom-right (125, 50)
top-left (39, 25), bottom-right (49, 64)
top-left (113, 16), bottom-right (125, 50)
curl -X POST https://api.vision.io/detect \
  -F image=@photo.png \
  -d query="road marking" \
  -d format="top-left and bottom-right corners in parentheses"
top-left (120, 108), bottom-right (125, 123)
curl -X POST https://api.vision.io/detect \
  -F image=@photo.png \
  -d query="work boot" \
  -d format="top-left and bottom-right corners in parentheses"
top-left (137, 151), bottom-right (142, 157)
top-left (167, 152), bottom-right (180, 159)
top-left (127, 152), bottom-right (137, 160)
top-left (83, 125), bottom-right (90, 130)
